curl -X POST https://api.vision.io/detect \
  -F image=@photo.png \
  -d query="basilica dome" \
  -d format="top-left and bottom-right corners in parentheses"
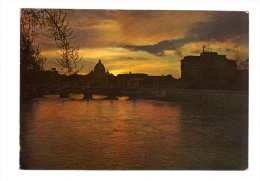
top-left (94, 59), bottom-right (105, 74)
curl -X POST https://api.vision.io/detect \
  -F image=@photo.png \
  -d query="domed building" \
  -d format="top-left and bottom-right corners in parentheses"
top-left (93, 59), bottom-right (106, 78)
top-left (85, 59), bottom-right (115, 87)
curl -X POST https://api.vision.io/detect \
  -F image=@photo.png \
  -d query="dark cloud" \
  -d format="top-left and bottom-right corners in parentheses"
top-left (122, 11), bottom-right (249, 56)
top-left (216, 47), bottom-right (233, 52)
top-left (123, 38), bottom-right (190, 56)
top-left (186, 11), bottom-right (249, 41)
top-left (106, 56), bottom-right (148, 62)
top-left (174, 49), bottom-right (183, 58)
top-left (122, 56), bottom-right (148, 61)
top-left (191, 48), bottom-right (204, 54)
top-left (66, 9), bottom-right (112, 21)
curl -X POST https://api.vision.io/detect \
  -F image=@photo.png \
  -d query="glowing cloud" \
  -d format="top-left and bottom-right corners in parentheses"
top-left (33, 10), bottom-right (248, 78)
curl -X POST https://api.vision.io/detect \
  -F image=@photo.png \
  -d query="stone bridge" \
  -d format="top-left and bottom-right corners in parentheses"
top-left (21, 84), bottom-right (248, 110)
top-left (35, 85), bottom-right (152, 99)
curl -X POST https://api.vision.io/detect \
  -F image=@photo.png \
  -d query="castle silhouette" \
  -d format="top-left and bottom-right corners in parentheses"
top-left (181, 48), bottom-right (241, 89)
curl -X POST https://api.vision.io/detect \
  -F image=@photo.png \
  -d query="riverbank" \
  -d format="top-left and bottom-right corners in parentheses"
top-left (145, 89), bottom-right (248, 111)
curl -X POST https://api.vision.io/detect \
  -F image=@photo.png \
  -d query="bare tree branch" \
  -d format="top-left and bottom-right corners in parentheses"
top-left (20, 9), bottom-right (83, 76)
top-left (43, 9), bottom-right (83, 75)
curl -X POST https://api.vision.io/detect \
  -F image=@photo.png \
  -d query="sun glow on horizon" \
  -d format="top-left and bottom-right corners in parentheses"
top-left (32, 10), bottom-right (248, 79)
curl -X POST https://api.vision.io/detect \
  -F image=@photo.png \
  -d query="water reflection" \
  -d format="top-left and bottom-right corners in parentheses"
top-left (43, 93), bottom-right (130, 101)
top-left (20, 96), bottom-right (247, 170)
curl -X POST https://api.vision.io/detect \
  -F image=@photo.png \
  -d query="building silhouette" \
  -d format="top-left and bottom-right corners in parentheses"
top-left (93, 59), bottom-right (106, 78)
top-left (115, 73), bottom-right (176, 88)
top-left (116, 73), bottom-right (148, 88)
top-left (181, 48), bottom-right (238, 89)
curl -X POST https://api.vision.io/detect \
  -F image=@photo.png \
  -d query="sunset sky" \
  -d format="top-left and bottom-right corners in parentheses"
top-left (37, 10), bottom-right (249, 78)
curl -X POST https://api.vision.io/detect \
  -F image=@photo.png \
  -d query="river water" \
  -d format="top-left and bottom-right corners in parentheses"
top-left (20, 94), bottom-right (248, 170)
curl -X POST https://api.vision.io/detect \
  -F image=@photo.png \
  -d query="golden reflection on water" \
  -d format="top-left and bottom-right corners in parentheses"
top-left (20, 95), bottom-right (247, 170)
top-left (21, 96), bottom-right (183, 169)
top-left (44, 94), bottom-right (130, 101)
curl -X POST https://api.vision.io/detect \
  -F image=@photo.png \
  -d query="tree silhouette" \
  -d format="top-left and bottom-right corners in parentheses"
top-left (237, 58), bottom-right (249, 70)
top-left (232, 45), bottom-right (249, 70)
top-left (20, 9), bottom-right (46, 74)
top-left (44, 10), bottom-right (83, 75)
top-left (20, 9), bottom-right (83, 76)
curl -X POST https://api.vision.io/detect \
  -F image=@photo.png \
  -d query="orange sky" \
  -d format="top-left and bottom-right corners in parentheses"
top-left (34, 10), bottom-right (249, 78)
